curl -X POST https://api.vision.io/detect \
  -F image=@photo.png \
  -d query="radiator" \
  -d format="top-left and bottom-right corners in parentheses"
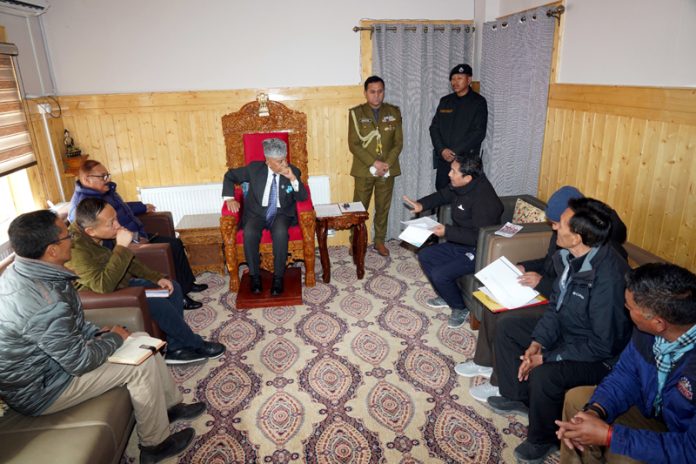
top-left (138, 176), bottom-right (332, 226)
top-left (138, 183), bottom-right (223, 226)
top-left (307, 175), bottom-right (331, 205)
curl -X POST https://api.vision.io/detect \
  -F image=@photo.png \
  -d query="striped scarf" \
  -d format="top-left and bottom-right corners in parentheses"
top-left (652, 324), bottom-right (696, 415)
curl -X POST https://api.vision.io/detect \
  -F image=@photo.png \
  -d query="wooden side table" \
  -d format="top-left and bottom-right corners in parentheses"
top-left (176, 213), bottom-right (225, 275)
top-left (316, 211), bottom-right (369, 283)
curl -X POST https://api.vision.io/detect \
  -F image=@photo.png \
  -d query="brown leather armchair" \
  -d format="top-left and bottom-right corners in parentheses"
top-left (456, 194), bottom-right (550, 330)
top-left (137, 211), bottom-right (176, 239)
top-left (79, 242), bottom-right (175, 339)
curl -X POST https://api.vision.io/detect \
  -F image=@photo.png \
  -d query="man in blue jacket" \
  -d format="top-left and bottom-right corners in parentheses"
top-left (487, 197), bottom-right (633, 463)
top-left (68, 159), bottom-right (207, 309)
top-left (556, 263), bottom-right (696, 464)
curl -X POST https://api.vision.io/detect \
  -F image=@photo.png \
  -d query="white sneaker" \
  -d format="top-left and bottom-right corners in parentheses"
top-left (426, 296), bottom-right (449, 308)
top-left (455, 361), bottom-right (493, 378)
top-left (469, 382), bottom-right (500, 402)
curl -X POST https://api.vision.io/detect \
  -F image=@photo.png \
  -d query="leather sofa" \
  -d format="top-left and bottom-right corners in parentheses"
top-left (0, 306), bottom-right (142, 464)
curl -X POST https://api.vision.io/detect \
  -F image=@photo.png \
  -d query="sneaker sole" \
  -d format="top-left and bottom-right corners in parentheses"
top-left (165, 356), bottom-right (207, 365)
top-left (470, 390), bottom-right (498, 403)
top-left (207, 351), bottom-right (225, 360)
top-left (488, 403), bottom-right (529, 417)
top-left (427, 302), bottom-right (449, 309)
top-left (514, 444), bottom-right (559, 464)
top-left (455, 367), bottom-right (493, 378)
top-left (447, 319), bottom-right (467, 329)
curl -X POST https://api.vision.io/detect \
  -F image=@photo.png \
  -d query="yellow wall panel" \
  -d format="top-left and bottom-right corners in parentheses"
top-left (540, 84), bottom-right (696, 271)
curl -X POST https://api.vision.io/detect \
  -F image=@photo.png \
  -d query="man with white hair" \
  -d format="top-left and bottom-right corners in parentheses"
top-left (222, 138), bottom-right (308, 296)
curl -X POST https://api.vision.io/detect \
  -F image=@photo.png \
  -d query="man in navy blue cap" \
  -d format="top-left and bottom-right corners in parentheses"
top-left (429, 63), bottom-right (488, 190)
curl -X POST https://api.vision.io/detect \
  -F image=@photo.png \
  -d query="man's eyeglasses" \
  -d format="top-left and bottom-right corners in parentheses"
top-left (50, 230), bottom-right (78, 244)
top-left (87, 173), bottom-right (111, 182)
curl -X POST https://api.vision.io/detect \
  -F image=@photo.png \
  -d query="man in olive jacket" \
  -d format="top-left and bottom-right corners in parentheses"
top-left (0, 210), bottom-right (202, 463)
top-left (348, 75), bottom-right (403, 256)
top-left (66, 198), bottom-right (225, 365)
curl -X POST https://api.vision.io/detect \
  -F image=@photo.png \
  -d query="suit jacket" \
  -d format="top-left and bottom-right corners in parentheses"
top-left (222, 161), bottom-right (308, 224)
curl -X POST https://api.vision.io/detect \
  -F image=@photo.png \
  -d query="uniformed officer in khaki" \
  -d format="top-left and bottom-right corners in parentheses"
top-left (348, 75), bottom-right (403, 256)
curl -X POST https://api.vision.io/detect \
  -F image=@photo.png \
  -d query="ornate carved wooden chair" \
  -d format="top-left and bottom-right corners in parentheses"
top-left (220, 97), bottom-right (316, 291)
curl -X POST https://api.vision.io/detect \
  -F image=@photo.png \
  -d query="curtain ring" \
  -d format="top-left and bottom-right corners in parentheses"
top-left (532, 14), bottom-right (537, 20)
top-left (520, 16), bottom-right (526, 23)
top-left (501, 21), bottom-right (508, 28)
top-left (491, 24), bottom-right (497, 30)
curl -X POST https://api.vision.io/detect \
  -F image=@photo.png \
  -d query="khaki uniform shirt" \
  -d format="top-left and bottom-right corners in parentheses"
top-left (348, 102), bottom-right (403, 178)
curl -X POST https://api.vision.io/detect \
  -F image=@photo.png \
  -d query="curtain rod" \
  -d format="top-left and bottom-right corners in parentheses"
top-left (353, 25), bottom-right (473, 33)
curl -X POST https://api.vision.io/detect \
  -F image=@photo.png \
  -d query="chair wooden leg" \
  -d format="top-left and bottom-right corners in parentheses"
top-left (469, 312), bottom-right (480, 330)
top-left (299, 211), bottom-right (316, 287)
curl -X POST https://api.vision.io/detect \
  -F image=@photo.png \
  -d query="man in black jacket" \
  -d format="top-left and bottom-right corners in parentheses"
top-left (459, 186), bottom-right (628, 403)
top-left (222, 138), bottom-right (308, 296)
top-left (487, 198), bottom-right (633, 464)
top-left (403, 153), bottom-right (503, 329)
top-left (429, 63), bottom-right (488, 190)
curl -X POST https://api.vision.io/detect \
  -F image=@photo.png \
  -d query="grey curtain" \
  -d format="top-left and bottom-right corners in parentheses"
top-left (480, 7), bottom-right (555, 196)
top-left (372, 23), bottom-right (474, 240)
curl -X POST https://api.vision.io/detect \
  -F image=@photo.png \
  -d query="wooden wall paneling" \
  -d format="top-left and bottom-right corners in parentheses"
top-left (540, 84), bottom-right (696, 271)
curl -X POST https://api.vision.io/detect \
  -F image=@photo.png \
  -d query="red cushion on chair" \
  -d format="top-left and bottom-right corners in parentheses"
top-left (243, 132), bottom-right (290, 164)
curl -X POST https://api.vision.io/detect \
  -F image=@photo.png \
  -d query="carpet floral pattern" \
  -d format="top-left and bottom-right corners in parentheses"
top-left (122, 243), bottom-right (559, 463)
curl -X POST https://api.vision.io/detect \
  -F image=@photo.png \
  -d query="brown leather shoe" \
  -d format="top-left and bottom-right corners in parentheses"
top-left (374, 243), bottom-right (390, 256)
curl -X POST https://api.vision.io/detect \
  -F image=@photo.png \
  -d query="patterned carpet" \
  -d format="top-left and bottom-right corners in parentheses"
top-left (122, 242), bottom-right (560, 463)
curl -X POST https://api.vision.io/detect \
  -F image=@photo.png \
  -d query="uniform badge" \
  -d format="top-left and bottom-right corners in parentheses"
top-left (382, 115), bottom-right (396, 122)
top-left (360, 118), bottom-right (371, 123)
top-left (677, 377), bottom-right (693, 401)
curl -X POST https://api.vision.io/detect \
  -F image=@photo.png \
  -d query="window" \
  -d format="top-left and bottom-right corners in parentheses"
top-left (0, 42), bottom-right (35, 177)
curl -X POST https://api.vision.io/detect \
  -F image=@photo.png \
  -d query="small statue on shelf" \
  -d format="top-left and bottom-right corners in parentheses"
top-left (64, 129), bottom-right (81, 157)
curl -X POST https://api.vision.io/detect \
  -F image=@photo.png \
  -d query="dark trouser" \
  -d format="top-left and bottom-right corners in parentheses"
top-left (418, 242), bottom-right (476, 310)
top-left (129, 279), bottom-right (203, 352)
top-left (495, 315), bottom-right (612, 444)
top-left (435, 158), bottom-right (451, 191)
top-left (353, 175), bottom-right (395, 244)
top-left (243, 214), bottom-right (290, 277)
top-left (148, 234), bottom-right (195, 294)
top-left (474, 305), bottom-right (547, 386)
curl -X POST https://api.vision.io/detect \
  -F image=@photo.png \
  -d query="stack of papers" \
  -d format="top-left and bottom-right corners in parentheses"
top-left (314, 204), bottom-right (342, 218)
top-left (474, 256), bottom-right (541, 309)
top-left (338, 202), bottom-right (366, 213)
top-left (398, 216), bottom-right (441, 247)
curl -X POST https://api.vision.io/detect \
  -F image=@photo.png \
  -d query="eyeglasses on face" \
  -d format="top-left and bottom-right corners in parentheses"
top-left (87, 173), bottom-right (111, 182)
top-left (50, 230), bottom-right (79, 244)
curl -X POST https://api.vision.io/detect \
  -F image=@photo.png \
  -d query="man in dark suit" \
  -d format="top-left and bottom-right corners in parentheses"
top-left (222, 138), bottom-right (308, 296)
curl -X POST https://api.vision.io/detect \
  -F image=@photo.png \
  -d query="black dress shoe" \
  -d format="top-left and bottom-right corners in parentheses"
top-left (183, 295), bottom-right (203, 310)
top-left (195, 341), bottom-right (226, 359)
top-left (250, 275), bottom-right (262, 294)
top-left (165, 348), bottom-right (207, 365)
top-left (271, 276), bottom-right (284, 296)
top-left (167, 402), bottom-right (206, 423)
top-left (190, 283), bottom-right (208, 293)
top-left (140, 427), bottom-right (195, 464)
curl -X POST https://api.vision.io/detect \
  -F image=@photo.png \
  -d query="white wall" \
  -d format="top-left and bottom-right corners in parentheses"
top-left (41, 0), bottom-right (473, 95)
top-left (495, 0), bottom-right (696, 87)
top-left (0, 11), bottom-right (54, 96)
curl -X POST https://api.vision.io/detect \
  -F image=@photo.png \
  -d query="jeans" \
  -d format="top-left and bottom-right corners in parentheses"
top-left (418, 242), bottom-right (476, 310)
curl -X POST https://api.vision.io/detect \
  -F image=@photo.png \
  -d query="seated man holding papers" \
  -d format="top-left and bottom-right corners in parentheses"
top-left (458, 187), bottom-right (628, 404)
top-left (403, 153), bottom-right (503, 328)
top-left (487, 197), bottom-right (632, 464)
top-left (0, 210), bottom-right (205, 464)
top-left (67, 198), bottom-right (225, 365)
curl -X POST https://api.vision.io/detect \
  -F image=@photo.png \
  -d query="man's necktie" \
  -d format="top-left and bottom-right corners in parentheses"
top-left (265, 174), bottom-right (278, 229)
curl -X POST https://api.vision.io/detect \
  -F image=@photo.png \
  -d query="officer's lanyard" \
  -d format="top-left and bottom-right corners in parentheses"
top-left (351, 107), bottom-right (383, 156)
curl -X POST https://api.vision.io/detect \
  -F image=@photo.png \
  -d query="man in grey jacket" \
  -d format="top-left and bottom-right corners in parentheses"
top-left (0, 210), bottom-right (204, 464)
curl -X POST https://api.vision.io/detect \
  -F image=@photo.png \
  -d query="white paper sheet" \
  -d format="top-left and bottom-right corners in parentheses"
top-left (398, 225), bottom-right (434, 247)
top-left (338, 201), bottom-right (366, 213)
top-left (315, 203), bottom-right (342, 218)
top-left (475, 256), bottom-right (539, 309)
top-left (400, 216), bottom-right (441, 229)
